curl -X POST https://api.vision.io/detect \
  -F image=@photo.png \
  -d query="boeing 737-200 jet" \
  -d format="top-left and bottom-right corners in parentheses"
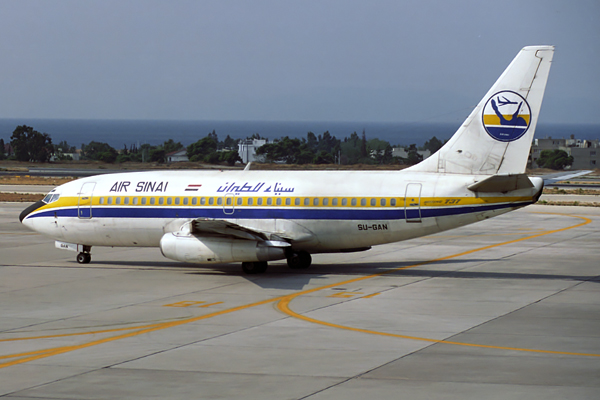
top-left (21, 46), bottom-right (556, 274)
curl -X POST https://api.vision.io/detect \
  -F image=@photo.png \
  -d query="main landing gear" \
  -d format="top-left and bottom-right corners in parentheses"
top-left (286, 251), bottom-right (312, 270)
top-left (241, 261), bottom-right (268, 274)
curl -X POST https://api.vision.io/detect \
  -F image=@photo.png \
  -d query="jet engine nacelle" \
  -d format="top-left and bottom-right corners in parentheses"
top-left (159, 233), bottom-right (287, 264)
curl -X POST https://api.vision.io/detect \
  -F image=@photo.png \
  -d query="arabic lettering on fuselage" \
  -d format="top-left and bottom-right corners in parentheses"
top-left (216, 182), bottom-right (295, 194)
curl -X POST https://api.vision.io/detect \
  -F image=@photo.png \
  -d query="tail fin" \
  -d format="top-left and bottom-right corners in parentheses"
top-left (408, 45), bottom-right (554, 175)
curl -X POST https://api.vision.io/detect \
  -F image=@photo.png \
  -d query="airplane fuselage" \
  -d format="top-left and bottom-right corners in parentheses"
top-left (22, 169), bottom-right (542, 254)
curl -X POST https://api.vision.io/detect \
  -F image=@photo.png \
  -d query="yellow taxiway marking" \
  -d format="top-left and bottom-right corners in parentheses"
top-left (361, 292), bottom-right (381, 299)
top-left (327, 292), bottom-right (364, 298)
top-left (276, 213), bottom-right (598, 358)
top-left (0, 212), bottom-right (596, 369)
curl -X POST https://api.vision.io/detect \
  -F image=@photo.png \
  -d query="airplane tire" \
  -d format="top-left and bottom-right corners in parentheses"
top-left (77, 252), bottom-right (91, 264)
top-left (287, 251), bottom-right (312, 269)
top-left (242, 261), bottom-right (268, 274)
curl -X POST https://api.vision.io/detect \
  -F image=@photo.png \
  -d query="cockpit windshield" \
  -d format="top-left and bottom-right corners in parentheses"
top-left (42, 189), bottom-right (60, 204)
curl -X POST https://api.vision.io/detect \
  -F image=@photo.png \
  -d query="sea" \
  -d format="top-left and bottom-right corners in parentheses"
top-left (1, 118), bottom-right (599, 149)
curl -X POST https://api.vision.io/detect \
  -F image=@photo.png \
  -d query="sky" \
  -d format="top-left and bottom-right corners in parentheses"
top-left (0, 0), bottom-right (598, 124)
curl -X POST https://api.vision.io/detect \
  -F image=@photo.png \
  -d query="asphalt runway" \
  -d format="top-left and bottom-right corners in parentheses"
top-left (0, 203), bottom-right (599, 399)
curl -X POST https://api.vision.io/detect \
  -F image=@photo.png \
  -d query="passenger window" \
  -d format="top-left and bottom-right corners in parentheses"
top-left (293, 198), bottom-right (298, 206)
top-left (208, 197), bottom-right (214, 205)
top-left (133, 197), bottom-right (138, 205)
top-left (192, 198), bottom-right (197, 205)
top-left (267, 198), bottom-right (272, 205)
top-left (175, 197), bottom-right (180, 205)
top-left (201, 197), bottom-right (206, 205)
top-left (381, 198), bottom-right (386, 206)
top-left (360, 198), bottom-right (366, 206)
top-left (391, 198), bottom-right (396, 206)
top-left (107, 197), bottom-right (113, 205)
top-left (332, 198), bottom-right (338, 206)
top-left (323, 198), bottom-right (329, 206)
top-left (248, 198), bottom-right (254, 205)
top-left (149, 197), bottom-right (155, 205)
top-left (341, 198), bottom-right (347, 206)
top-left (226, 197), bottom-right (232, 206)
top-left (304, 198), bottom-right (310, 206)
top-left (116, 197), bottom-right (121, 205)
top-left (313, 198), bottom-right (319, 206)
top-left (217, 197), bottom-right (223, 205)
top-left (370, 198), bottom-right (376, 206)
top-left (351, 198), bottom-right (357, 206)
top-left (166, 197), bottom-right (171, 205)
top-left (99, 197), bottom-right (104, 205)
top-left (237, 197), bottom-right (243, 205)
top-left (183, 198), bottom-right (188, 205)
top-left (257, 198), bottom-right (263, 205)
top-left (124, 197), bottom-right (130, 205)
top-left (276, 198), bottom-right (282, 206)
top-left (158, 197), bottom-right (164, 205)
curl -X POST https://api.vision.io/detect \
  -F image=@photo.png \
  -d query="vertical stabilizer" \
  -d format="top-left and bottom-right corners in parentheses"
top-left (408, 46), bottom-right (554, 175)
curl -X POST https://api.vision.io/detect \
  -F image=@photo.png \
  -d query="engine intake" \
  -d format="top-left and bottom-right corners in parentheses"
top-left (159, 233), bottom-right (287, 264)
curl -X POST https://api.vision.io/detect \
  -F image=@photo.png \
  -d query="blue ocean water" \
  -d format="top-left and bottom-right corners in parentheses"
top-left (0, 118), bottom-right (598, 149)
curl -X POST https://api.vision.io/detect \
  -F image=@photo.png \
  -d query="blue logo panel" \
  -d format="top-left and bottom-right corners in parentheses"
top-left (482, 90), bottom-right (531, 142)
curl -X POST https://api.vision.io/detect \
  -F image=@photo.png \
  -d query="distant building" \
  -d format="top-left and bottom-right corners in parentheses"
top-left (166, 149), bottom-right (189, 162)
top-left (392, 147), bottom-right (431, 160)
top-left (529, 135), bottom-right (599, 169)
top-left (238, 138), bottom-right (267, 164)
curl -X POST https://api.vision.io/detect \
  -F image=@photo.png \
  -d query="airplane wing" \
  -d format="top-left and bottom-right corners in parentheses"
top-left (192, 218), bottom-right (270, 241)
top-left (191, 218), bottom-right (315, 245)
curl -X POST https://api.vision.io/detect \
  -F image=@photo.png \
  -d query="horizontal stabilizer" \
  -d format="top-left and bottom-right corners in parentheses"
top-left (537, 170), bottom-right (592, 185)
top-left (468, 174), bottom-right (534, 193)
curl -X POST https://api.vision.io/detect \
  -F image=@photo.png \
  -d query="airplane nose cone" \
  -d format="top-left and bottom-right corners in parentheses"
top-left (19, 200), bottom-right (46, 223)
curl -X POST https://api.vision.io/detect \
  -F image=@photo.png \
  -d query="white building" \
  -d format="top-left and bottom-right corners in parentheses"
top-left (166, 149), bottom-right (189, 162)
top-left (238, 139), bottom-right (267, 164)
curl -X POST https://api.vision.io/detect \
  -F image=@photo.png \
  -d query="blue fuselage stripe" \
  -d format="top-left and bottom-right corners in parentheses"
top-left (27, 201), bottom-right (530, 221)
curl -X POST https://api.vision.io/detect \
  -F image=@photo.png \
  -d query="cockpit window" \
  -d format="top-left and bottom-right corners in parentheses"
top-left (42, 190), bottom-right (60, 204)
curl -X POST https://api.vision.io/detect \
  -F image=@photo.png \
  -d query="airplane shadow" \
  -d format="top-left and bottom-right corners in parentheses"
top-left (182, 258), bottom-right (600, 290)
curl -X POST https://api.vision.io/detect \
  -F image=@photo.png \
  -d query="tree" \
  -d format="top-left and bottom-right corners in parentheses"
top-left (219, 150), bottom-right (242, 166)
top-left (162, 139), bottom-right (183, 154)
top-left (536, 149), bottom-right (574, 170)
top-left (10, 125), bottom-right (53, 162)
top-left (187, 136), bottom-right (218, 162)
top-left (53, 140), bottom-right (76, 161)
top-left (0, 138), bottom-right (5, 160)
top-left (222, 135), bottom-right (238, 150)
top-left (406, 144), bottom-right (423, 165)
top-left (150, 148), bottom-right (166, 163)
top-left (82, 141), bottom-right (118, 163)
top-left (423, 136), bottom-right (443, 153)
top-left (368, 138), bottom-right (393, 164)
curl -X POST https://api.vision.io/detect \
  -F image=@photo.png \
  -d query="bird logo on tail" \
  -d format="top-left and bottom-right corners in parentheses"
top-left (482, 90), bottom-right (531, 142)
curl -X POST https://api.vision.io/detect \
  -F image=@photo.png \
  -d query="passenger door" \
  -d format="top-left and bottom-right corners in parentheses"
top-left (404, 183), bottom-right (422, 223)
top-left (77, 182), bottom-right (96, 219)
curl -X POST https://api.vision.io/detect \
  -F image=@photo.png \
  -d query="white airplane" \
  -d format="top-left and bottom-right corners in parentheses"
top-left (21, 45), bottom-right (556, 274)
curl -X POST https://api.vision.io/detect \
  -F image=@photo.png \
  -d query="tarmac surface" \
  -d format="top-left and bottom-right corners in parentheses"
top-left (0, 202), bottom-right (599, 399)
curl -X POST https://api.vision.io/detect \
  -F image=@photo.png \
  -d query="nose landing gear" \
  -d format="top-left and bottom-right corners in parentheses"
top-left (76, 252), bottom-right (91, 264)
